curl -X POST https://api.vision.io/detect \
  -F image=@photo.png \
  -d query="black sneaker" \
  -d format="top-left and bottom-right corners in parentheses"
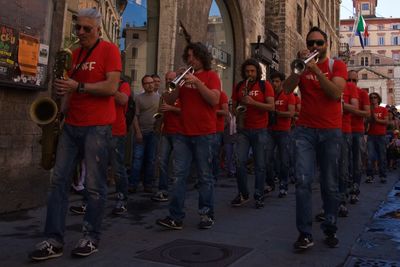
top-left (349, 194), bottom-right (359, 204)
top-left (156, 217), bottom-right (183, 230)
top-left (338, 203), bottom-right (349, 217)
top-left (293, 234), bottom-right (314, 250)
top-left (315, 210), bottom-right (326, 222)
top-left (380, 177), bottom-right (387, 184)
top-left (71, 238), bottom-right (98, 257)
top-left (263, 185), bottom-right (275, 195)
top-left (278, 189), bottom-right (288, 198)
top-left (112, 200), bottom-right (127, 215)
top-left (255, 196), bottom-right (264, 209)
top-left (69, 204), bottom-right (86, 215)
top-left (29, 240), bottom-right (63, 261)
top-left (365, 176), bottom-right (374, 183)
top-left (324, 233), bottom-right (339, 248)
top-left (198, 215), bottom-right (214, 229)
top-left (231, 194), bottom-right (250, 207)
top-left (151, 191), bottom-right (169, 202)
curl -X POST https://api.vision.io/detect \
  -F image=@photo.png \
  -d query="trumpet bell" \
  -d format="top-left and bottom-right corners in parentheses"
top-left (153, 112), bottom-right (163, 120)
top-left (30, 97), bottom-right (58, 125)
top-left (236, 105), bottom-right (247, 113)
top-left (291, 59), bottom-right (306, 75)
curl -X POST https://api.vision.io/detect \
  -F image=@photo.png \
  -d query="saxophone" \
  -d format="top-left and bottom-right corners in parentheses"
top-left (30, 47), bottom-right (74, 170)
top-left (236, 78), bottom-right (252, 129)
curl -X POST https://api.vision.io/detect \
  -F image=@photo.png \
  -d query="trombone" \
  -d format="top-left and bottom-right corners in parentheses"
top-left (290, 50), bottom-right (319, 75)
top-left (168, 66), bottom-right (194, 90)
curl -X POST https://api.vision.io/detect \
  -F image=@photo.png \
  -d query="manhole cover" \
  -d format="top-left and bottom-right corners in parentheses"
top-left (344, 256), bottom-right (400, 267)
top-left (135, 239), bottom-right (252, 266)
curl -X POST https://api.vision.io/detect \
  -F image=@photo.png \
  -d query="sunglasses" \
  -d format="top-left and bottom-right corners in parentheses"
top-left (347, 79), bottom-right (358, 83)
top-left (75, 24), bottom-right (93, 33)
top-left (306, 39), bottom-right (325, 47)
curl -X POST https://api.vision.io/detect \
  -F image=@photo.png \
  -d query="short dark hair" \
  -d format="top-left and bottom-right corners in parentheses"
top-left (141, 74), bottom-right (153, 85)
top-left (182, 42), bottom-right (212, 71)
top-left (369, 92), bottom-right (382, 104)
top-left (306, 26), bottom-right (328, 41)
top-left (270, 71), bottom-right (285, 81)
top-left (240, 58), bottom-right (262, 81)
top-left (151, 74), bottom-right (160, 79)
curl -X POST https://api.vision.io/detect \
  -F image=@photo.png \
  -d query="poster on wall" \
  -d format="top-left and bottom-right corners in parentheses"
top-left (0, 24), bottom-right (18, 80)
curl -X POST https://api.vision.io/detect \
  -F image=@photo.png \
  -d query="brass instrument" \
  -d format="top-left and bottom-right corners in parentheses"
top-left (236, 77), bottom-right (252, 129)
top-left (169, 66), bottom-right (194, 90)
top-left (290, 50), bottom-right (319, 75)
top-left (153, 96), bottom-right (164, 134)
top-left (30, 47), bottom-right (74, 170)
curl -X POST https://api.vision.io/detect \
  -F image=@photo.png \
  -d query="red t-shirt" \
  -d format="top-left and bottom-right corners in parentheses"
top-left (270, 91), bottom-right (296, 131)
top-left (163, 99), bottom-right (181, 134)
top-left (216, 91), bottom-right (228, 133)
top-left (231, 80), bottom-right (274, 129)
top-left (297, 58), bottom-right (348, 129)
top-left (368, 106), bottom-right (388, 135)
top-left (351, 88), bottom-right (370, 133)
top-left (66, 40), bottom-right (122, 126)
top-left (179, 70), bottom-right (221, 135)
top-left (112, 82), bottom-right (131, 136)
top-left (342, 82), bottom-right (359, 133)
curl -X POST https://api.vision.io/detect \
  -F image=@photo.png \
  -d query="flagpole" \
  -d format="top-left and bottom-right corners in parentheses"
top-left (349, 11), bottom-right (359, 49)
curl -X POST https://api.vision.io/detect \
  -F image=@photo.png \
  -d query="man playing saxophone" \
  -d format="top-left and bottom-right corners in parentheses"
top-left (230, 58), bottom-right (274, 209)
top-left (29, 8), bottom-right (121, 261)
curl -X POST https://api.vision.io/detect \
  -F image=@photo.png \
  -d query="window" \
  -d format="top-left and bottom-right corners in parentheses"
top-left (362, 74), bottom-right (368, 79)
top-left (296, 4), bottom-right (302, 35)
top-left (361, 3), bottom-right (369, 10)
top-left (349, 59), bottom-right (354, 65)
top-left (361, 57), bottom-right (369, 66)
top-left (378, 25), bottom-right (384, 30)
top-left (389, 88), bottom-right (394, 94)
top-left (131, 69), bottom-right (137, 82)
top-left (378, 37), bottom-right (385, 45)
top-left (364, 37), bottom-right (369, 46)
top-left (393, 24), bottom-right (399, 30)
top-left (393, 53), bottom-right (400, 61)
top-left (392, 36), bottom-right (399, 45)
top-left (132, 33), bottom-right (139, 39)
top-left (349, 26), bottom-right (353, 31)
top-left (131, 47), bottom-right (138, 59)
top-left (388, 69), bottom-right (393, 74)
top-left (374, 58), bottom-right (380, 64)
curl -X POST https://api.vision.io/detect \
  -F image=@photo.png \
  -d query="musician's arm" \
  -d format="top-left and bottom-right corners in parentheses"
top-left (277, 104), bottom-right (295, 118)
top-left (196, 80), bottom-right (220, 106)
top-left (162, 88), bottom-right (179, 105)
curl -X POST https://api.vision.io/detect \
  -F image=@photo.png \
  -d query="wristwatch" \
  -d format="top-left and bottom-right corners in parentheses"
top-left (77, 83), bottom-right (85, 93)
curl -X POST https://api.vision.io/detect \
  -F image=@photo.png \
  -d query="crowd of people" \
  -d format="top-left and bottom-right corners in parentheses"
top-left (28, 7), bottom-right (400, 262)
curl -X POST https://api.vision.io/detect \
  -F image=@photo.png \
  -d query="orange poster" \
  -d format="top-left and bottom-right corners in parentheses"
top-left (18, 33), bottom-right (39, 75)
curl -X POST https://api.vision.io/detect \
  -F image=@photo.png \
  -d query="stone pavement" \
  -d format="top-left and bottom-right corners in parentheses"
top-left (1, 171), bottom-right (400, 267)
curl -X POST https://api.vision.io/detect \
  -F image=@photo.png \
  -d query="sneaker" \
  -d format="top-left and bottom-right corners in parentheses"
top-left (338, 204), bottom-right (349, 217)
top-left (198, 215), bottom-right (214, 229)
top-left (349, 194), bottom-right (359, 204)
top-left (365, 176), bottom-right (374, 184)
top-left (69, 204), bottom-right (86, 215)
top-left (315, 210), bottom-right (326, 222)
top-left (380, 177), bottom-right (387, 184)
top-left (151, 191), bottom-right (169, 202)
top-left (278, 189), bottom-right (288, 198)
top-left (324, 233), bottom-right (339, 248)
top-left (112, 200), bottom-right (127, 215)
top-left (255, 199), bottom-right (264, 209)
top-left (29, 240), bottom-right (63, 261)
top-left (231, 194), bottom-right (250, 207)
top-left (263, 185), bottom-right (275, 195)
top-left (156, 217), bottom-right (183, 230)
top-left (293, 234), bottom-right (314, 250)
top-left (71, 238), bottom-right (98, 257)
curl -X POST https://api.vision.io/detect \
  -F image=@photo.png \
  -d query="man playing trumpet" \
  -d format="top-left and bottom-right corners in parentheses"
top-left (283, 27), bottom-right (347, 250)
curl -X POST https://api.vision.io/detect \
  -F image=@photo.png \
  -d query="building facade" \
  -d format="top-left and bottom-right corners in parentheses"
top-left (340, 0), bottom-right (400, 104)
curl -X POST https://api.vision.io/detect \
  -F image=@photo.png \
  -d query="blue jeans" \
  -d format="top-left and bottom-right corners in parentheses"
top-left (157, 134), bottom-right (176, 192)
top-left (351, 132), bottom-right (363, 188)
top-left (235, 128), bottom-right (268, 199)
top-left (169, 134), bottom-right (215, 221)
top-left (294, 127), bottom-right (341, 236)
top-left (111, 135), bottom-right (128, 199)
top-left (45, 124), bottom-right (111, 244)
top-left (267, 130), bottom-right (291, 190)
top-left (366, 135), bottom-right (387, 178)
top-left (129, 131), bottom-right (157, 188)
top-left (212, 133), bottom-right (224, 180)
top-left (339, 133), bottom-right (352, 203)
top-left (224, 141), bottom-right (236, 175)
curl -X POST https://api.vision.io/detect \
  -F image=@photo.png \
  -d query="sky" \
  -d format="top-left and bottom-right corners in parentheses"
top-left (340, 0), bottom-right (400, 19)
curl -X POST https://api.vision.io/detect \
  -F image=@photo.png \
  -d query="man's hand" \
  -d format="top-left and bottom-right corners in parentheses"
top-left (54, 78), bottom-right (79, 96)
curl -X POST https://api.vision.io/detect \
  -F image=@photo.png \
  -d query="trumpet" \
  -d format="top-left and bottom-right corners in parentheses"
top-left (168, 66), bottom-right (194, 90)
top-left (290, 50), bottom-right (319, 75)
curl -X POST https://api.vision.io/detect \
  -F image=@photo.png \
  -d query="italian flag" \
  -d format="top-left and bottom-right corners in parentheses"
top-left (356, 14), bottom-right (368, 49)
